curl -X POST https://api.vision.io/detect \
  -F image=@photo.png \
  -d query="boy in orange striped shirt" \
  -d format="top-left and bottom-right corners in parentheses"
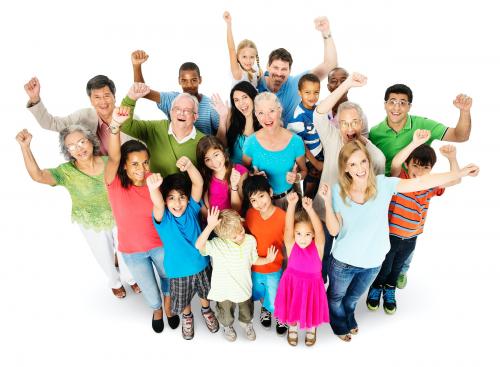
top-left (366, 129), bottom-right (462, 314)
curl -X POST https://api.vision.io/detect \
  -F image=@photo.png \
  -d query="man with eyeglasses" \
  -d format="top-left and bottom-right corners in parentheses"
top-left (24, 75), bottom-right (131, 155)
top-left (369, 84), bottom-right (472, 175)
top-left (119, 83), bottom-right (204, 178)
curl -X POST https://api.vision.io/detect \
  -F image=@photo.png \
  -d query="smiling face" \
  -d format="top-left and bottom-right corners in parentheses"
top-left (298, 80), bottom-right (320, 110)
top-left (248, 190), bottom-right (273, 216)
top-left (230, 224), bottom-right (246, 244)
top-left (171, 95), bottom-right (198, 130)
top-left (89, 86), bottom-right (115, 120)
top-left (338, 108), bottom-right (363, 143)
top-left (267, 59), bottom-right (290, 90)
top-left (294, 221), bottom-right (315, 248)
top-left (384, 92), bottom-right (411, 128)
top-left (232, 90), bottom-right (254, 117)
top-left (238, 46), bottom-right (257, 71)
top-left (255, 98), bottom-right (282, 130)
top-left (124, 150), bottom-right (150, 185)
top-left (179, 69), bottom-right (201, 95)
top-left (204, 148), bottom-right (226, 174)
top-left (327, 68), bottom-right (348, 93)
top-left (345, 149), bottom-right (370, 183)
top-left (406, 158), bottom-right (432, 178)
top-left (65, 131), bottom-right (94, 162)
top-left (166, 189), bottom-right (189, 217)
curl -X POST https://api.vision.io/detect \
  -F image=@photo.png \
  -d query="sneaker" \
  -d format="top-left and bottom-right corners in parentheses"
top-left (396, 273), bottom-right (408, 289)
top-left (366, 286), bottom-right (383, 311)
top-left (181, 313), bottom-right (194, 340)
top-left (201, 308), bottom-right (220, 333)
top-left (223, 326), bottom-right (237, 342)
top-left (259, 307), bottom-right (272, 329)
top-left (383, 285), bottom-right (397, 314)
top-left (240, 322), bottom-right (256, 341)
top-left (276, 320), bottom-right (288, 336)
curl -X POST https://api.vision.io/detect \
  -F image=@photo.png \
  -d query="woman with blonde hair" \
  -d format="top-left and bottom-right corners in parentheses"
top-left (317, 140), bottom-right (479, 342)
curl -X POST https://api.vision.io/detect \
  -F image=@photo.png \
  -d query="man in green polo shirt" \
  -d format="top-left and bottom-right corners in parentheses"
top-left (119, 83), bottom-right (204, 178)
top-left (369, 83), bottom-right (472, 175)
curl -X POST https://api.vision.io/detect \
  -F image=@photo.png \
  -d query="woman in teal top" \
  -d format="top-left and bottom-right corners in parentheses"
top-left (242, 92), bottom-right (307, 208)
top-left (16, 124), bottom-right (137, 298)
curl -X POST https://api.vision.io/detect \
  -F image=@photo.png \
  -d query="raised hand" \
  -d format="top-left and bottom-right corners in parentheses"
top-left (24, 77), bottom-right (40, 104)
top-left (439, 144), bottom-right (457, 160)
top-left (266, 245), bottom-right (278, 263)
top-left (127, 82), bottom-right (150, 101)
top-left (318, 183), bottom-right (332, 203)
top-left (206, 206), bottom-right (221, 228)
top-left (211, 93), bottom-right (229, 118)
top-left (146, 173), bottom-right (163, 191)
top-left (230, 168), bottom-right (241, 190)
top-left (286, 191), bottom-right (299, 206)
top-left (460, 163), bottom-right (480, 178)
top-left (412, 129), bottom-right (431, 146)
top-left (16, 129), bottom-right (33, 147)
top-left (111, 106), bottom-right (131, 126)
top-left (347, 72), bottom-right (367, 88)
top-left (453, 94), bottom-right (472, 112)
top-left (314, 16), bottom-right (330, 35)
top-left (176, 156), bottom-right (192, 172)
top-left (223, 11), bottom-right (232, 24)
top-left (131, 50), bottom-right (149, 66)
top-left (302, 196), bottom-right (313, 211)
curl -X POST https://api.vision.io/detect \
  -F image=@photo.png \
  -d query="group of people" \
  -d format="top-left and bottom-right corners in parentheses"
top-left (18, 12), bottom-right (479, 347)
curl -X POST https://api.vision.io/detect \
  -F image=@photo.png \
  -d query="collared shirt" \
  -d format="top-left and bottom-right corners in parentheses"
top-left (369, 115), bottom-right (447, 175)
top-left (96, 117), bottom-right (111, 155)
top-left (168, 124), bottom-right (197, 144)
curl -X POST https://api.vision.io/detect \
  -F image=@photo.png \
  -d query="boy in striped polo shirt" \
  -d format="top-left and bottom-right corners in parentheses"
top-left (196, 208), bottom-right (277, 342)
top-left (366, 129), bottom-right (462, 314)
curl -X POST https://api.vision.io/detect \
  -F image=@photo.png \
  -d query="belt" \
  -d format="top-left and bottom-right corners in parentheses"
top-left (271, 187), bottom-right (293, 200)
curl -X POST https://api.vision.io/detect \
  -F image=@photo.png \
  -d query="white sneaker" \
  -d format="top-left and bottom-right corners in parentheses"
top-left (223, 326), bottom-right (237, 342)
top-left (240, 322), bottom-right (256, 341)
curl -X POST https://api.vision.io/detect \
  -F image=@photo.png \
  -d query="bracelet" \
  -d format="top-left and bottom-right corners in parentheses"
top-left (108, 123), bottom-right (120, 134)
top-left (296, 172), bottom-right (303, 182)
top-left (231, 187), bottom-right (239, 191)
top-left (323, 33), bottom-right (331, 40)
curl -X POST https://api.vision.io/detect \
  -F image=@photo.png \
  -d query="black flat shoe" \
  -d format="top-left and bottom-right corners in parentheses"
top-left (167, 314), bottom-right (180, 329)
top-left (152, 316), bottom-right (164, 333)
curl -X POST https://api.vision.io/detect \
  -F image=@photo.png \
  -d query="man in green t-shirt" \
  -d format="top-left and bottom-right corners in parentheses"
top-left (369, 83), bottom-right (472, 175)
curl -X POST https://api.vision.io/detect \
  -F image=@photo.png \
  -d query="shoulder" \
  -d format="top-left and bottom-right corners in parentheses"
top-left (234, 163), bottom-right (248, 174)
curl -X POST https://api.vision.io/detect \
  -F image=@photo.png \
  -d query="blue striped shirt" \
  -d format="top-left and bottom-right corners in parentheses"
top-left (287, 102), bottom-right (323, 159)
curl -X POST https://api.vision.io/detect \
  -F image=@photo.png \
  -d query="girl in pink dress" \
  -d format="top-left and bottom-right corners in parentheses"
top-left (274, 193), bottom-right (329, 347)
top-left (196, 136), bottom-right (248, 213)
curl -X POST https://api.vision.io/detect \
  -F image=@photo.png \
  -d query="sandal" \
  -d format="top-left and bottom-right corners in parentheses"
top-left (131, 283), bottom-right (142, 294)
top-left (305, 328), bottom-right (317, 347)
top-left (112, 286), bottom-right (126, 299)
top-left (287, 328), bottom-right (298, 346)
top-left (350, 327), bottom-right (359, 335)
top-left (337, 333), bottom-right (352, 342)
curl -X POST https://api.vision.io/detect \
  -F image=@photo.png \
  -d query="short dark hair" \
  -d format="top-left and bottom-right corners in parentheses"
top-left (384, 84), bottom-right (413, 103)
top-left (179, 62), bottom-right (201, 77)
top-left (117, 140), bottom-right (150, 189)
top-left (298, 73), bottom-right (320, 91)
top-left (406, 145), bottom-right (437, 168)
top-left (268, 48), bottom-right (293, 67)
top-left (243, 175), bottom-right (272, 201)
top-left (160, 173), bottom-right (191, 200)
top-left (86, 75), bottom-right (116, 97)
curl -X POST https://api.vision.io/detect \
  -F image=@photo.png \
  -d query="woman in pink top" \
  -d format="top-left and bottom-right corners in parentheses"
top-left (196, 136), bottom-right (248, 213)
top-left (105, 106), bottom-right (179, 333)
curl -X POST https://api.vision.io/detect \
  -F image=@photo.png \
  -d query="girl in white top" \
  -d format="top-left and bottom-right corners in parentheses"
top-left (223, 11), bottom-right (263, 88)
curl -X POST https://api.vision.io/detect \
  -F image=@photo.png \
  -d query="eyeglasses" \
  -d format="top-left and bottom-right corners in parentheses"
top-left (385, 99), bottom-right (411, 107)
top-left (339, 119), bottom-right (361, 129)
top-left (66, 138), bottom-right (89, 152)
top-left (172, 106), bottom-right (195, 116)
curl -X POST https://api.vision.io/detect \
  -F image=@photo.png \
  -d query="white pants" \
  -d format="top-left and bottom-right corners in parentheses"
top-left (78, 225), bottom-right (134, 289)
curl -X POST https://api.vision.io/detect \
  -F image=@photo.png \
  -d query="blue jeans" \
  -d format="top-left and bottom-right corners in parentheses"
top-left (327, 258), bottom-right (381, 335)
top-left (252, 270), bottom-right (282, 313)
top-left (122, 246), bottom-right (169, 310)
top-left (321, 221), bottom-right (335, 283)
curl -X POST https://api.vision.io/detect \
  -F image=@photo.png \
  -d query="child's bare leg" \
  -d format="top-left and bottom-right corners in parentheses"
top-left (182, 304), bottom-right (192, 315)
top-left (200, 298), bottom-right (210, 308)
top-left (164, 295), bottom-right (173, 317)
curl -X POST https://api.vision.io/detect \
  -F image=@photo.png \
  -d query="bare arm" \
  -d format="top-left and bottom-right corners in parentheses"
top-left (177, 156), bottom-right (204, 202)
top-left (229, 168), bottom-right (246, 212)
top-left (318, 183), bottom-right (340, 236)
top-left (16, 129), bottom-right (56, 186)
top-left (195, 207), bottom-right (220, 253)
top-left (223, 11), bottom-right (243, 81)
top-left (212, 93), bottom-right (229, 144)
top-left (131, 50), bottom-right (161, 103)
top-left (438, 145), bottom-right (461, 187)
top-left (302, 197), bottom-right (325, 258)
top-left (442, 94), bottom-right (472, 142)
top-left (390, 129), bottom-right (431, 177)
top-left (104, 107), bottom-right (131, 185)
top-left (316, 73), bottom-right (367, 114)
top-left (284, 193), bottom-right (299, 253)
top-left (146, 173), bottom-right (165, 222)
top-left (309, 17), bottom-right (338, 79)
top-left (254, 246), bottom-right (279, 266)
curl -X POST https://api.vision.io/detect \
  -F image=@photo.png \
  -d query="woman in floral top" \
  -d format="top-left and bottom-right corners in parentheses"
top-left (15, 124), bottom-right (137, 298)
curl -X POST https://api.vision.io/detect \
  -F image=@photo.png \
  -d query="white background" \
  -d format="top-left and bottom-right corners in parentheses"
top-left (1, 0), bottom-right (498, 366)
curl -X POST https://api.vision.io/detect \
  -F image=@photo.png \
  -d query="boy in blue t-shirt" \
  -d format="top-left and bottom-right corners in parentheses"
top-left (287, 73), bottom-right (323, 198)
top-left (147, 156), bottom-right (219, 340)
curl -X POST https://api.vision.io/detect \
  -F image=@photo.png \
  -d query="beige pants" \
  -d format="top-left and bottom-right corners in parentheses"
top-left (215, 299), bottom-right (254, 327)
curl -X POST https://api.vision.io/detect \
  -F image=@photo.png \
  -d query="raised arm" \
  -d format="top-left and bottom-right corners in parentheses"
top-left (195, 207), bottom-right (220, 253)
top-left (146, 173), bottom-right (165, 222)
top-left (16, 129), bottom-right (56, 186)
top-left (302, 196), bottom-right (325, 258)
top-left (438, 145), bottom-right (461, 187)
top-left (131, 50), bottom-right (161, 103)
top-left (176, 156), bottom-right (204, 202)
top-left (253, 246), bottom-right (279, 266)
top-left (229, 167), bottom-right (246, 212)
top-left (223, 11), bottom-right (243, 81)
top-left (212, 93), bottom-right (229, 144)
top-left (390, 129), bottom-right (431, 176)
top-left (442, 94), bottom-right (472, 142)
top-left (119, 83), bottom-right (154, 140)
top-left (316, 73), bottom-right (367, 114)
top-left (284, 192), bottom-right (299, 251)
top-left (396, 163), bottom-right (479, 193)
top-left (318, 183), bottom-right (340, 236)
top-left (104, 106), bottom-right (131, 185)
top-left (309, 17), bottom-right (338, 80)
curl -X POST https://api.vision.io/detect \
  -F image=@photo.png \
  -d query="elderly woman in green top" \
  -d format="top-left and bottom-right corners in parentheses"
top-left (15, 125), bottom-right (138, 298)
